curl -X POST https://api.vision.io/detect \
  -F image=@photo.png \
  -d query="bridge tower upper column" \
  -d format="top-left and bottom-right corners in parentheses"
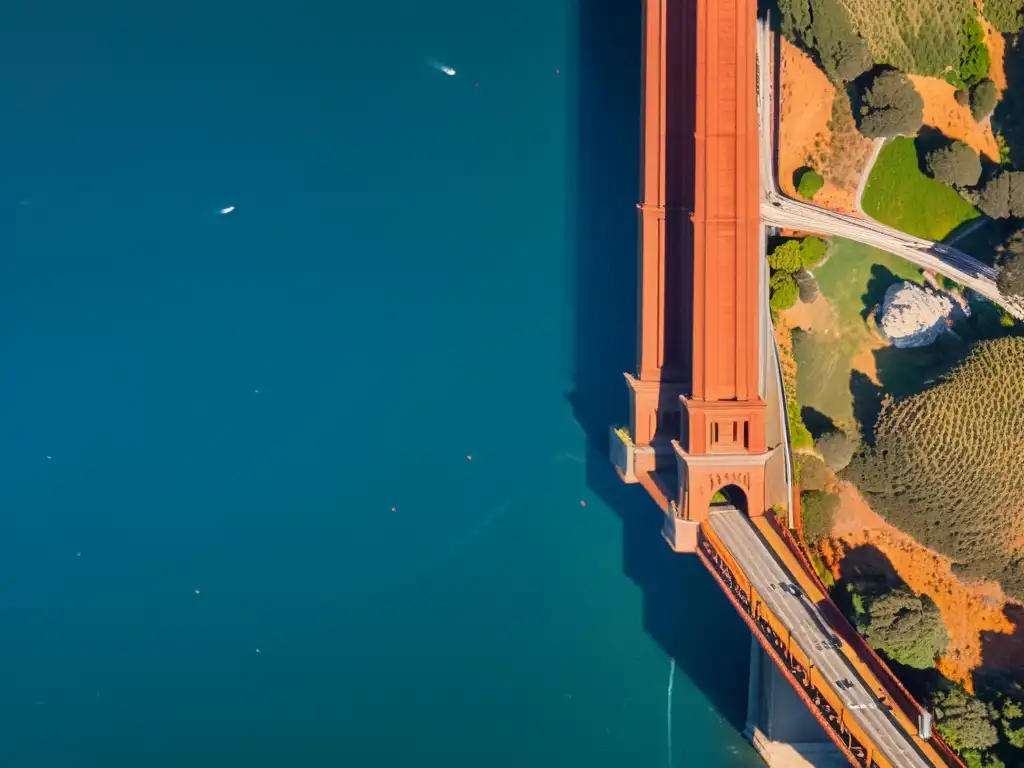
top-left (669, 0), bottom-right (773, 550)
top-left (623, 0), bottom-right (690, 468)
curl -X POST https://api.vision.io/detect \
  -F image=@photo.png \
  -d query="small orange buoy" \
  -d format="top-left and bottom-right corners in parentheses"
top-left (579, 500), bottom-right (587, 508)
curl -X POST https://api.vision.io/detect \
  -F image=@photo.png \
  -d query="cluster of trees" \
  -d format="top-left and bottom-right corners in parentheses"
top-left (981, 0), bottom-right (1024, 34)
top-left (926, 141), bottom-right (983, 188)
top-left (777, 0), bottom-right (871, 83)
top-left (777, 1), bottom-right (999, 141)
top-left (927, 681), bottom-right (1024, 767)
top-left (856, 70), bottom-right (924, 139)
top-left (768, 237), bottom-right (828, 312)
top-left (778, 0), bottom-right (993, 83)
top-left (848, 580), bottom-right (949, 668)
top-left (842, 337), bottom-right (1024, 601)
top-left (834, 569), bottom-right (1024, 765)
top-left (970, 171), bottom-right (1024, 296)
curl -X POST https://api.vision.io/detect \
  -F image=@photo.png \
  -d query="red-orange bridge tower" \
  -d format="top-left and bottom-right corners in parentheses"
top-left (611, 0), bottom-right (778, 552)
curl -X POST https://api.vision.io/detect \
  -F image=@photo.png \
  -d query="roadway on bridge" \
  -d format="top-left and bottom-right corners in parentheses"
top-left (708, 509), bottom-right (931, 768)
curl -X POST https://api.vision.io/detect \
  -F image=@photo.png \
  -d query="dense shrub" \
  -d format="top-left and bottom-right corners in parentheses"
top-left (971, 79), bottom-right (999, 121)
top-left (800, 236), bottom-right (829, 268)
top-left (857, 70), bottom-right (924, 139)
top-left (796, 453), bottom-right (831, 491)
top-left (797, 168), bottom-right (825, 199)
top-left (800, 490), bottom-right (839, 541)
top-left (795, 269), bottom-right (820, 303)
top-left (768, 240), bottom-right (804, 273)
top-left (778, 0), bottom-right (870, 82)
top-left (925, 141), bottom-right (982, 188)
top-left (930, 685), bottom-right (1000, 751)
top-left (816, 430), bottom-right (856, 470)
top-left (856, 587), bottom-right (949, 668)
top-left (977, 170), bottom-right (1024, 218)
top-left (980, 0), bottom-right (1024, 34)
top-left (955, 89), bottom-right (970, 107)
top-left (959, 14), bottom-right (991, 88)
top-left (843, 337), bottom-right (1024, 600)
top-left (996, 227), bottom-right (1024, 297)
top-left (770, 271), bottom-right (800, 312)
top-left (843, 0), bottom-right (972, 76)
top-left (778, 0), bottom-right (813, 45)
top-left (776, 323), bottom-right (814, 451)
top-left (809, 0), bottom-right (873, 82)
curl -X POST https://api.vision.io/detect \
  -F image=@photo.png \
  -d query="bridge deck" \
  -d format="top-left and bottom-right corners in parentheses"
top-left (707, 509), bottom-right (932, 768)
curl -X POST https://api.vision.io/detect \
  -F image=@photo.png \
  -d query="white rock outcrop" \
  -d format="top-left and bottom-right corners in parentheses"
top-left (879, 281), bottom-right (955, 348)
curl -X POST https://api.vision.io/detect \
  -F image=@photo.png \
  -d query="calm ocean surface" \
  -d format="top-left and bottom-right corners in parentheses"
top-left (0, 1), bottom-right (760, 765)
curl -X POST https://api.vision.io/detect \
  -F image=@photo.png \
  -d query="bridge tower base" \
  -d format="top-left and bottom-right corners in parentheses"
top-left (744, 635), bottom-right (848, 767)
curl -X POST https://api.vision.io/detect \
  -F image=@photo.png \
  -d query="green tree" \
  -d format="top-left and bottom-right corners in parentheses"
top-left (997, 226), bottom-right (1024, 297)
top-left (998, 692), bottom-right (1024, 748)
top-left (808, 0), bottom-right (872, 83)
top-left (796, 453), bottom-right (830, 491)
top-left (816, 430), bottom-right (856, 471)
top-left (971, 79), bottom-right (999, 121)
top-left (962, 750), bottom-right (1005, 768)
top-left (857, 588), bottom-right (949, 668)
top-left (858, 70), bottom-right (925, 139)
top-left (797, 168), bottom-right (825, 199)
top-left (925, 141), bottom-right (982, 188)
top-left (800, 490), bottom-right (839, 541)
top-left (778, 0), bottom-right (813, 45)
top-left (981, 0), bottom-right (1024, 34)
top-left (800, 236), bottom-right (828, 268)
top-left (770, 271), bottom-right (800, 311)
top-left (959, 14), bottom-right (991, 87)
top-left (768, 240), bottom-right (804, 273)
top-left (930, 685), bottom-right (1000, 751)
top-left (977, 171), bottom-right (1024, 219)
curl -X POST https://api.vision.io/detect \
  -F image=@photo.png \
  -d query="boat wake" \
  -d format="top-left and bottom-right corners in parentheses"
top-left (429, 58), bottom-right (456, 76)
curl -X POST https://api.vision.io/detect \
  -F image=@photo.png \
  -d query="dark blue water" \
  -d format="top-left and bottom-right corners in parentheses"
top-left (0, 1), bottom-right (760, 765)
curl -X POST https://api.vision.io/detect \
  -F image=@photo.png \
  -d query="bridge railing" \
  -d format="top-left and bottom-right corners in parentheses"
top-left (759, 513), bottom-right (965, 768)
top-left (697, 522), bottom-right (893, 768)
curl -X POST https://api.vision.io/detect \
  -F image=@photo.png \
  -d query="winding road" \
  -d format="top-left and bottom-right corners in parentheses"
top-left (754, 18), bottom-right (1024, 319)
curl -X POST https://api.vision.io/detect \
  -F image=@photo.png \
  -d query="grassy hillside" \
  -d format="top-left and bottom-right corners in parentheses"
top-left (791, 238), bottom-right (923, 429)
top-left (843, 337), bottom-right (1024, 601)
top-left (862, 138), bottom-right (981, 240)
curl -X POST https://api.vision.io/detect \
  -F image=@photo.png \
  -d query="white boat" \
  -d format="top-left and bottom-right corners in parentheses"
top-left (219, 206), bottom-right (236, 215)
top-left (441, 66), bottom-right (456, 76)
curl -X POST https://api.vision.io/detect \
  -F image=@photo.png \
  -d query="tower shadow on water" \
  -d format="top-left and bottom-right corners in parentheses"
top-left (568, 0), bottom-right (751, 730)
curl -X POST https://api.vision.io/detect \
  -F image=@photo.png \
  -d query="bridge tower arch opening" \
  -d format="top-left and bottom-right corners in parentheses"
top-left (711, 483), bottom-right (747, 514)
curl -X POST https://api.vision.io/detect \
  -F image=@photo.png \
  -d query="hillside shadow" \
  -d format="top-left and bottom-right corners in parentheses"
top-left (913, 126), bottom-right (951, 174)
top-left (975, 604), bottom-right (1024, 688)
top-left (872, 339), bottom-right (966, 401)
top-left (800, 406), bottom-right (835, 439)
top-left (850, 370), bottom-right (884, 445)
top-left (566, 0), bottom-right (751, 730)
top-left (860, 264), bottom-right (901, 320)
top-left (993, 32), bottom-right (1024, 169)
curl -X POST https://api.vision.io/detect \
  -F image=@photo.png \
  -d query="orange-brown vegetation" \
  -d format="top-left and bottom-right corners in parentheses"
top-left (909, 75), bottom-right (1000, 160)
top-left (822, 483), bottom-right (1022, 689)
top-left (778, 39), bottom-right (873, 213)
